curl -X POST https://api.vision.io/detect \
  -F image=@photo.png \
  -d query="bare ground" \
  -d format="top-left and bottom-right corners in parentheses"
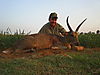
top-left (0, 48), bottom-right (100, 59)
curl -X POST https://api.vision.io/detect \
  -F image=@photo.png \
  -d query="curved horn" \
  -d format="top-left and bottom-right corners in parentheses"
top-left (66, 16), bottom-right (73, 32)
top-left (75, 18), bottom-right (87, 32)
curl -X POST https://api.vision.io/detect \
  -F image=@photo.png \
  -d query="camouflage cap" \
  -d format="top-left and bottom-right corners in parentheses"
top-left (49, 12), bottom-right (58, 20)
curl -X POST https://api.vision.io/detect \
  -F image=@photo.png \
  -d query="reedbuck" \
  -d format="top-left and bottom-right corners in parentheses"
top-left (2, 16), bottom-right (87, 54)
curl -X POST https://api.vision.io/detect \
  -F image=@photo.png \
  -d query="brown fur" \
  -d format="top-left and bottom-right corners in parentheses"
top-left (2, 34), bottom-right (71, 54)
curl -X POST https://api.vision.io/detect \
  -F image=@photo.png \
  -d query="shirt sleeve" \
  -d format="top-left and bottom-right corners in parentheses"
top-left (38, 23), bottom-right (51, 34)
top-left (38, 26), bottom-right (46, 33)
top-left (58, 24), bottom-right (67, 35)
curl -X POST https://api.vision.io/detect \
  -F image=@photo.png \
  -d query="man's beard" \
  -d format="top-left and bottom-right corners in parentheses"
top-left (51, 22), bottom-right (57, 27)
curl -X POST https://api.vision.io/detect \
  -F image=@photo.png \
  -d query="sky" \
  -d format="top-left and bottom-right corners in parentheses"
top-left (0, 0), bottom-right (100, 34)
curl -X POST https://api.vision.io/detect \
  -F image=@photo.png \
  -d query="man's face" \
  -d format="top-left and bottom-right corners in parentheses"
top-left (49, 17), bottom-right (57, 27)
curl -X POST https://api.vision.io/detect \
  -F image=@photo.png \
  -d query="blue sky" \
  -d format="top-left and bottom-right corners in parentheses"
top-left (0, 0), bottom-right (100, 34)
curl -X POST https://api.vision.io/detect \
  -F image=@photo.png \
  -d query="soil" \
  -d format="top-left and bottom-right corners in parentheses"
top-left (0, 48), bottom-right (100, 59)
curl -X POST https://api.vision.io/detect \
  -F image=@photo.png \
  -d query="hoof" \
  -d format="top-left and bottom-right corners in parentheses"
top-left (2, 50), bottom-right (11, 54)
top-left (72, 46), bottom-right (84, 51)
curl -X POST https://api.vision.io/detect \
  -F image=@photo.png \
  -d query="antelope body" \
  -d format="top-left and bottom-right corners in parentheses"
top-left (2, 16), bottom-right (87, 54)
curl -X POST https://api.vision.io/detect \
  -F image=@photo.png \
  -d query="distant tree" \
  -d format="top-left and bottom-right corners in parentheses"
top-left (80, 32), bottom-right (84, 35)
top-left (91, 32), bottom-right (95, 34)
top-left (88, 31), bottom-right (95, 34)
top-left (96, 30), bottom-right (100, 34)
top-left (88, 31), bottom-right (92, 34)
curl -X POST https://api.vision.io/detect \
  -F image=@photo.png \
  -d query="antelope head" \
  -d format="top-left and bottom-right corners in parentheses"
top-left (66, 16), bottom-right (87, 46)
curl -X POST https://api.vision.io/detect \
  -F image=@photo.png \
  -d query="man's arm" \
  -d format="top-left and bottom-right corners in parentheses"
top-left (58, 24), bottom-right (67, 36)
top-left (38, 26), bottom-right (46, 33)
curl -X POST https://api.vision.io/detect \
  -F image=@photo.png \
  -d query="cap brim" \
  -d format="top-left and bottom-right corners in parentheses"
top-left (51, 17), bottom-right (58, 19)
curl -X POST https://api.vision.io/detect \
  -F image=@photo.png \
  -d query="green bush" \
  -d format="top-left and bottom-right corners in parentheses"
top-left (0, 35), bottom-right (24, 50)
top-left (79, 34), bottom-right (100, 48)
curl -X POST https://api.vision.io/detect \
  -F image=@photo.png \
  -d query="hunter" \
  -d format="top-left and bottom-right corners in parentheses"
top-left (39, 12), bottom-right (68, 36)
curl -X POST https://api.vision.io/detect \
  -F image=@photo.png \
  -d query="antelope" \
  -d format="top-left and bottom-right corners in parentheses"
top-left (2, 16), bottom-right (87, 54)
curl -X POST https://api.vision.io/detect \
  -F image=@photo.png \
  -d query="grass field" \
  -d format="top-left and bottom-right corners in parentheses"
top-left (0, 34), bottom-right (100, 75)
top-left (0, 48), bottom-right (100, 75)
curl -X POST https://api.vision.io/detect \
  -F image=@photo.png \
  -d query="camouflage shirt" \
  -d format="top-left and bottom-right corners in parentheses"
top-left (39, 22), bottom-right (67, 36)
